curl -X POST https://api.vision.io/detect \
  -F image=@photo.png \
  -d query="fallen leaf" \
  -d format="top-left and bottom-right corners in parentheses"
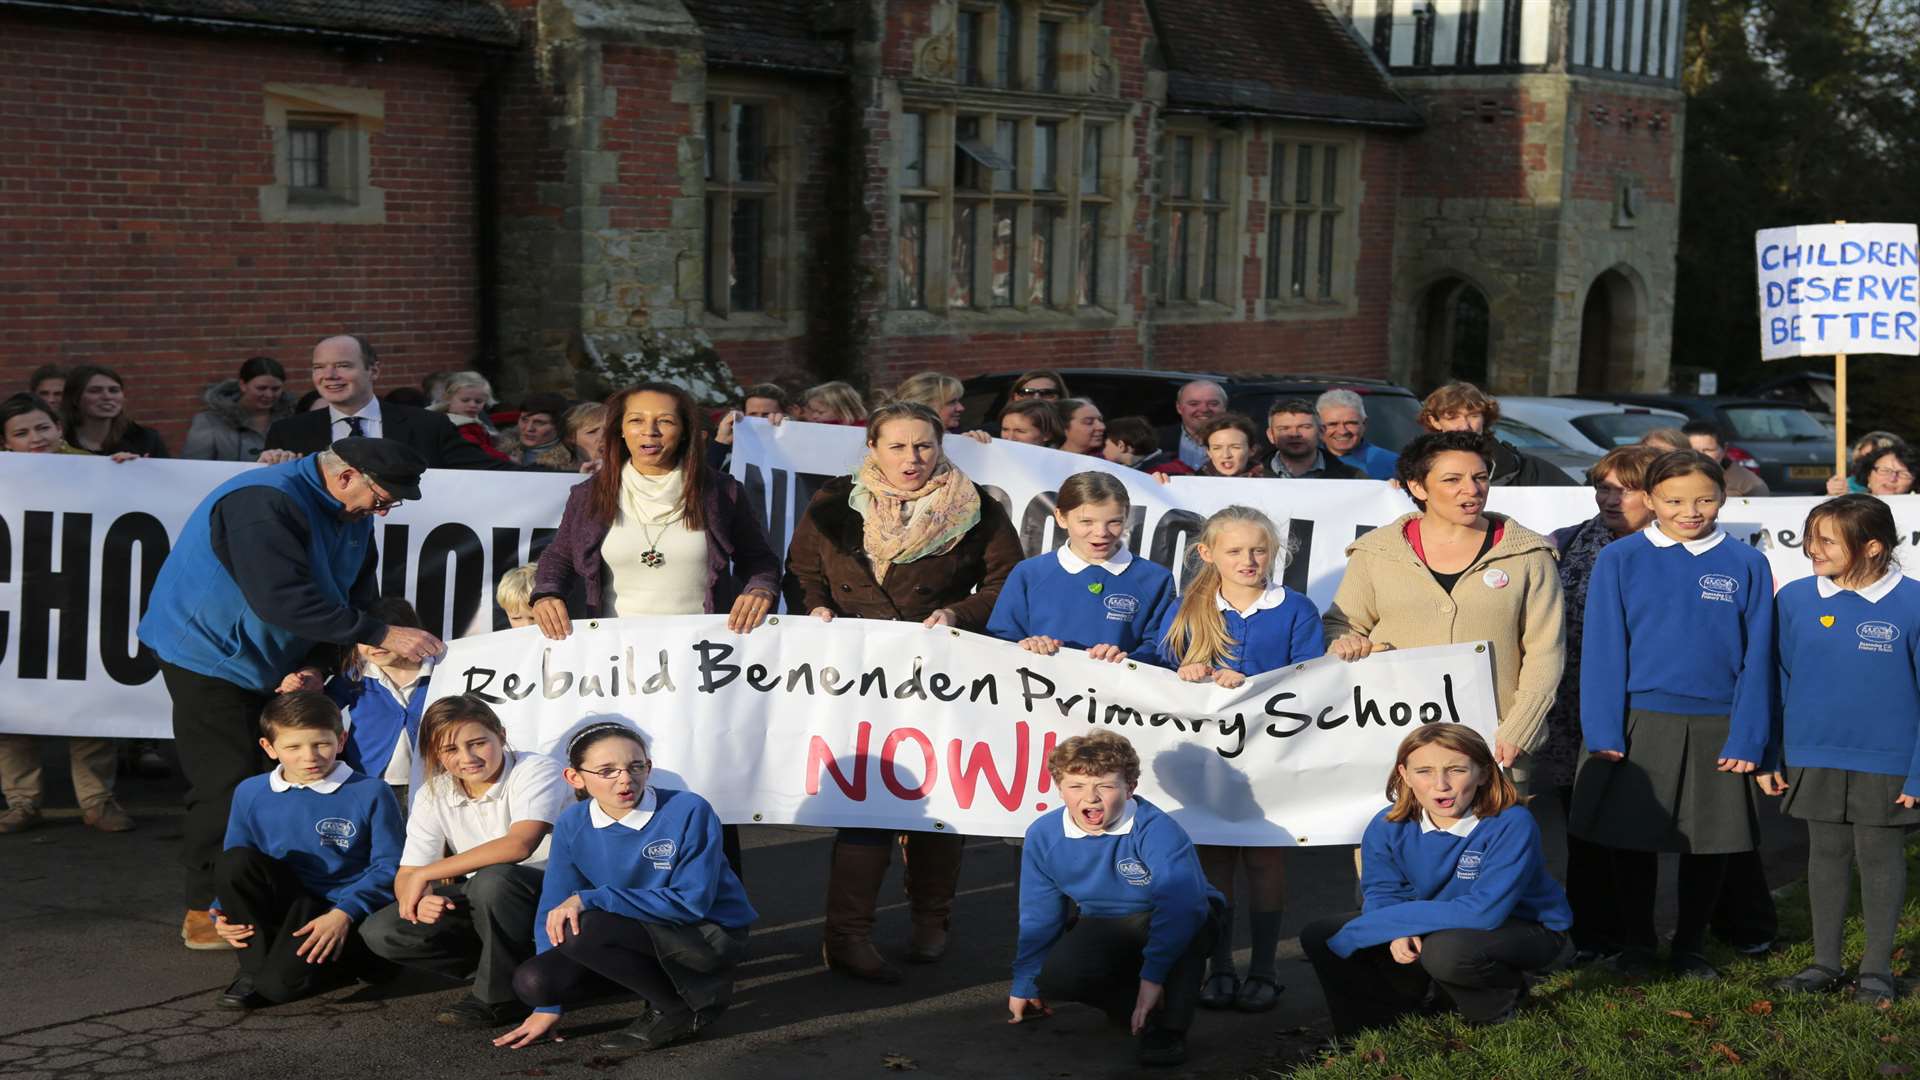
top-left (882, 1055), bottom-right (918, 1071)
top-left (1360, 1048), bottom-right (1387, 1064)
top-left (1666, 1009), bottom-right (1695, 1020)
top-left (1746, 1000), bottom-right (1774, 1015)
top-left (1710, 1043), bottom-right (1742, 1065)
top-left (1877, 1066), bottom-right (1911, 1076)
top-left (1625, 1029), bottom-right (1647, 1039)
top-left (1880, 1035), bottom-right (1903, 1044)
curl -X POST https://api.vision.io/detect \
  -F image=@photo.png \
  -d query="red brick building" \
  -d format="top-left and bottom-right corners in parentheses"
top-left (0, 0), bottom-right (1684, 444)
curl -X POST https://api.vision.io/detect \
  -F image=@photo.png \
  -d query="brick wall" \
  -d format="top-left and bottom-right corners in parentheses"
top-left (1398, 87), bottom-right (1544, 202)
top-left (0, 14), bottom-right (489, 448)
top-left (1567, 85), bottom-right (1680, 202)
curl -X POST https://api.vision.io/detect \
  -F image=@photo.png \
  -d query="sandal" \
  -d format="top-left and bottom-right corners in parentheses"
top-left (1197, 971), bottom-right (1239, 1010)
top-left (1233, 974), bottom-right (1283, 1013)
top-left (1854, 972), bottom-right (1898, 1006)
top-left (1773, 964), bottom-right (1848, 995)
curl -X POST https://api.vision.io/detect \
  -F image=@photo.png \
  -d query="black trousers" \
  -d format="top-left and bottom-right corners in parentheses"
top-left (1587, 849), bottom-right (1732, 955)
top-left (361, 864), bottom-right (544, 1005)
top-left (214, 846), bottom-right (379, 1003)
top-left (512, 910), bottom-right (690, 1019)
top-left (1035, 908), bottom-right (1218, 1035)
top-left (1710, 849), bottom-right (1778, 949)
top-left (164, 662), bottom-right (272, 909)
top-left (1300, 912), bottom-right (1567, 1039)
top-left (1557, 784), bottom-right (1616, 952)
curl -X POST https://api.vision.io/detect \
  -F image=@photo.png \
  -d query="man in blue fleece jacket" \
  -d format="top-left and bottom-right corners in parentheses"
top-left (1008, 732), bottom-right (1220, 1068)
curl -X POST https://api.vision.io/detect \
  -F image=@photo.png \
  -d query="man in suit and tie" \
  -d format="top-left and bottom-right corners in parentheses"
top-left (258, 335), bottom-right (508, 469)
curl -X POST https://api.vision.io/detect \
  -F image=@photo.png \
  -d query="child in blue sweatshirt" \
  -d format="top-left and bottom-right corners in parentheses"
top-left (495, 722), bottom-right (756, 1054)
top-left (1766, 495), bottom-right (1920, 1007)
top-left (1300, 724), bottom-right (1571, 1038)
top-left (988, 471), bottom-right (1176, 665)
top-left (209, 691), bottom-right (403, 1010)
top-left (325, 597), bottom-right (434, 802)
top-left (1152, 505), bottom-right (1324, 1014)
top-left (1010, 731), bottom-right (1220, 1068)
top-left (1569, 450), bottom-right (1776, 978)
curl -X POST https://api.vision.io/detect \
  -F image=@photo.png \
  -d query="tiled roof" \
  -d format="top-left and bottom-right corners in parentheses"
top-left (1152, 0), bottom-right (1422, 128)
top-left (682, 0), bottom-right (848, 76)
top-left (14, 0), bottom-right (519, 46)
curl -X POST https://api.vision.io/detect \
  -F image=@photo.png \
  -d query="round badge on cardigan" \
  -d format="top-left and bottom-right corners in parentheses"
top-left (1482, 568), bottom-right (1510, 589)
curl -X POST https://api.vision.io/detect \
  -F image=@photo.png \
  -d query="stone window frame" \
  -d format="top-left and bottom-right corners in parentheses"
top-left (1256, 126), bottom-right (1363, 320)
top-left (891, 100), bottom-right (1123, 324)
top-left (955, 0), bottom-right (1085, 94)
top-left (258, 84), bottom-right (385, 226)
top-left (699, 79), bottom-right (801, 337)
top-left (1155, 120), bottom-right (1241, 316)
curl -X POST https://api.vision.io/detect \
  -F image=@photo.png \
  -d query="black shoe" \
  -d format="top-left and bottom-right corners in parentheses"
top-left (1234, 974), bottom-right (1283, 1012)
top-left (595, 1006), bottom-right (708, 1052)
top-left (1734, 939), bottom-right (1777, 957)
top-left (1854, 972), bottom-right (1899, 1006)
top-left (216, 976), bottom-right (258, 1011)
top-left (1607, 947), bottom-right (1661, 977)
top-left (1773, 963), bottom-right (1847, 995)
top-left (1197, 970), bottom-right (1239, 1010)
top-left (1670, 951), bottom-right (1721, 980)
top-left (435, 995), bottom-right (528, 1028)
top-left (1137, 1026), bottom-right (1187, 1067)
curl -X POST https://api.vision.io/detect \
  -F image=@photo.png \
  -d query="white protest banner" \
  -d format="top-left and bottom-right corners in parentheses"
top-left (427, 616), bottom-right (1498, 845)
top-left (4, 435), bottom-right (1917, 738)
top-left (1754, 222), bottom-right (1920, 360)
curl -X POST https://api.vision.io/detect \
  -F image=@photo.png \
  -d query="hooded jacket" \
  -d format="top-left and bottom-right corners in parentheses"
top-left (182, 379), bottom-right (295, 461)
top-left (1323, 512), bottom-right (1566, 775)
top-left (1489, 439), bottom-right (1579, 487)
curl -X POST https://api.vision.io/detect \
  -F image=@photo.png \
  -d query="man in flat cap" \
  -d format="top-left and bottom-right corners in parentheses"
top-left (139, 437), bottom-right (445, 949)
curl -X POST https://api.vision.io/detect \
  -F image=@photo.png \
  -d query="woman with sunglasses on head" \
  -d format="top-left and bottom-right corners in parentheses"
top-left (1009, 369), bottom-right (1072, 404)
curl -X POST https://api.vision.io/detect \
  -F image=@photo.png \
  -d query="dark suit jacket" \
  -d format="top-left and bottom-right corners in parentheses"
top-left (264, 401), bottom-right (509, 470)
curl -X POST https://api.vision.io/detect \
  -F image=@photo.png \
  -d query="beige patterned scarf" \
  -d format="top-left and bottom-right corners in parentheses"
top-left (848, 456), bottom-right (982, 583)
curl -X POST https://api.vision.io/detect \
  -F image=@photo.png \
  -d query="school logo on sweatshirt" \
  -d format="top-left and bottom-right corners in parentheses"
top-left (1103, 594), bottom-right (1140, 622)
top-left (1698, 573), bottom-right (1739, 603)
top-left (1455, 850), bottom-right (1483, 881)
top-left (315, 818), bottom-right (357, 851)
top-left (1856, 620), bottom-right (1900, 654)
top-left (643, 838), bottom-right (676, 869)
top-left (1116, 857), bottom-right (1152, 887)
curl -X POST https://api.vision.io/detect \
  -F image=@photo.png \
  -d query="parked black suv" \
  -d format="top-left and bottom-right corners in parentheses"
top-left (960, 369), bottom-right (1425, 452)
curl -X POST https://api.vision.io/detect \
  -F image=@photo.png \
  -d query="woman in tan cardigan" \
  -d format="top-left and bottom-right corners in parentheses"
top-left (1323, 431), bottom-right (1566, 778)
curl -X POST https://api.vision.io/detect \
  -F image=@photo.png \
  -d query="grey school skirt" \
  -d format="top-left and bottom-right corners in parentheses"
top-left (1567, 709), bottom-right (1761, 854)
top-left (1781, 766), bottom-right (1920, 827)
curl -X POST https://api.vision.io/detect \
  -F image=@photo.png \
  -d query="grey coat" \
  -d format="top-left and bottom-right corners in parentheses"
top-left (182, 380), bottom-right (295, 461)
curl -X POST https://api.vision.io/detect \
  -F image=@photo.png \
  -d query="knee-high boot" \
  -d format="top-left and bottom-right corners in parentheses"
top-left (901, 831), bottom-right (964, 963)
top-left (822, 840), bottom-right (902, 983)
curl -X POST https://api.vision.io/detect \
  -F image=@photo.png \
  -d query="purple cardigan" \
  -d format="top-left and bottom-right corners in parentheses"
top-left (532, 467), bottom-right (781, 617)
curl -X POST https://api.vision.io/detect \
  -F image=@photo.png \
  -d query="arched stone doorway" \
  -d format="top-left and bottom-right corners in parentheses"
top-left (1578, 268), bottom-right (1642, 394)
top-left (1417, 276), bottom-right (1490, 392)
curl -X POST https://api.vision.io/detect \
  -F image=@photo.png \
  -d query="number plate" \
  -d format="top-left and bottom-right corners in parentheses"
top-left (1788, 465), bottom-right (1829, 480)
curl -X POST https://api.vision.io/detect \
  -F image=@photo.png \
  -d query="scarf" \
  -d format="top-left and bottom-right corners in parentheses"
top-left (848, 456), bottom-right (981, 583)
top-left (619, 463), bottom-right (687, 526)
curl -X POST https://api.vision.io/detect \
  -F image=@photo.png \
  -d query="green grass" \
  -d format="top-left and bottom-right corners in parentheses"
top-left (1271, 841), bottom-right (1920, 1080)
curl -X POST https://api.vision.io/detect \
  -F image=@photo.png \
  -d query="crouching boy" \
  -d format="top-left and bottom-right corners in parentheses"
top-left (211, 691), bottom-right (403, 1009)
top-left (1008, 731), bottom-right (1221, 1067)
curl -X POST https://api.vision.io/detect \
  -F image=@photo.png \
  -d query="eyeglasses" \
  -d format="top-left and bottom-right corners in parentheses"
top-left (1013, 385), bottom-right (1061, 398)
top-left (360, 475), bottom-right (404, 511)
top-left (581, 761), bottom-right (652, 780)
top-left (1872, 466), bottom-right (1913, 483)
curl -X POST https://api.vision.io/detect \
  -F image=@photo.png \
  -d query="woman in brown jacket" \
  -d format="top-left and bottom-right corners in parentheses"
top-left (781, 401), bottom-right (1024, 984)
top-left (1323, 431), bottom-right (1566, 780)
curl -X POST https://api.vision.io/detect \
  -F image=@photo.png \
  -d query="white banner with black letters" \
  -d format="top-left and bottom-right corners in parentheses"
top-left (1, 426), bottom-right (1912, 737)
top-left (427, 617), bottom-right (1500, 845)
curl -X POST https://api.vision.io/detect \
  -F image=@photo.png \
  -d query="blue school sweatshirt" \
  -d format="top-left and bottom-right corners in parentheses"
top-left (1146, 584), bottom-right (1326, 674)
top-left (1579, 529), bottom-right (1776, 764)
top-left (219, 764), bottom-right (403, 921)
top-left (1012, 797), bottom-right (1220, 999)
top-left (1326, 804), bottom-right (1571, 957)
top-left (326, 666), bottom-right (431, 783)
top-left (1775, 572), bottom-right (1920, 796)
top-left (533, 787), bottom-right (758, 1013)
top-left (987, 548), bottom-right (1178, 665)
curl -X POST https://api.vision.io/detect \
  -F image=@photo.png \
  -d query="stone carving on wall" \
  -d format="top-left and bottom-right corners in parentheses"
top-left (914, 4), bottom-right (956, 81)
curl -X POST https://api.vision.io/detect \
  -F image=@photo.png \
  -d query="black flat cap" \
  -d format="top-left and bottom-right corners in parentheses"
top-left (330, 437), bottom-right (427, 501)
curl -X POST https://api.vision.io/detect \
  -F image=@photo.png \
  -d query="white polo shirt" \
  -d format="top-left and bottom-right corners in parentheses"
top-left (400, 750), bottom-right (572, 871)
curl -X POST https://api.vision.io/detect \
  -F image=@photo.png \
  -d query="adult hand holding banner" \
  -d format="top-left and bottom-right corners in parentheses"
top-left (427, 616), bottom-right (1500, 846)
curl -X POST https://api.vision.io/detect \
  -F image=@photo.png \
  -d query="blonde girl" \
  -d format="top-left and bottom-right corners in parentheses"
top-left (1152, 506), bottom-right (1325, 1013)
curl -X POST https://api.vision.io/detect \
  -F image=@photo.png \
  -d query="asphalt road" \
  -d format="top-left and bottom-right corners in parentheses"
top-left (0, 745), bottom-right (1807, 1080)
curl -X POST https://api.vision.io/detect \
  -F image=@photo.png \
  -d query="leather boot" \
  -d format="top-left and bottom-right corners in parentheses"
top-left (901, 831), bottom-right (963, 963)
top-left (821, 840), bottom-right (902, 983)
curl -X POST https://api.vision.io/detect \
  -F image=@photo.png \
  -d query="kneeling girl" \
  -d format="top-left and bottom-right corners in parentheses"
top-left (1300, 724), bottom-right (1571, 1038)
top-left (496, 722), bottom-right (756, 1052)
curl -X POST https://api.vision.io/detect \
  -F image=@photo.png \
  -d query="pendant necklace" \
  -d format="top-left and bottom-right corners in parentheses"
top-left (634, 511), bottom-right (682, 569)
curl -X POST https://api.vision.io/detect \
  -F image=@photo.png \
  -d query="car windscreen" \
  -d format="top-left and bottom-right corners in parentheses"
top-left (1492, 418), bottom-right (1565, 450)
top-left (1570, 412), bottom-right (1679, 448)
top-left (1721, 405), bottom-right (1830, 441)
